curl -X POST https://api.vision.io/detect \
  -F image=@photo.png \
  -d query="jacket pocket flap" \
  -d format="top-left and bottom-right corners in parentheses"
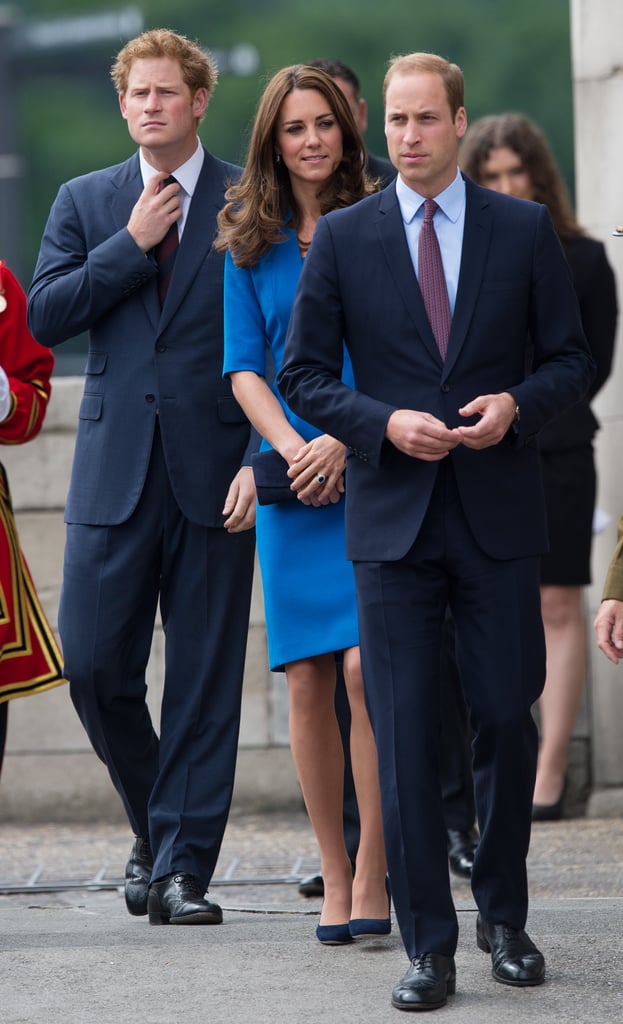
top-left (84, 352), bottom-right (108, 375)
top-left (79, 393), bottom-right (103, 421)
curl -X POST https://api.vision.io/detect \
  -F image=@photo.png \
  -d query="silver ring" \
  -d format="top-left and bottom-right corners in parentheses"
top-left (316, 473), bottom-right (326, 485)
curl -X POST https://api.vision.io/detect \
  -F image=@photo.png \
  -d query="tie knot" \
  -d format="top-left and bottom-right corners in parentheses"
top-left (423, 198), bottom-right (439, 223)
top-left (158, 174), bottom-right (178, 193)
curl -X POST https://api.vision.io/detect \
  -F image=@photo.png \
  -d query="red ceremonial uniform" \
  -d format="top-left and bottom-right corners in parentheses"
top-left (0, 260), bottom-right (65, 705)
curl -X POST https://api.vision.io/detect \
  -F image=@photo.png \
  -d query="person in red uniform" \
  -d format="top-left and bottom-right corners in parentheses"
top-left (0, 260), bottom-right (65, 778)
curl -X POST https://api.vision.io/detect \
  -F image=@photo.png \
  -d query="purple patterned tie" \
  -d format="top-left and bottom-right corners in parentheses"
top-left (418, 198), bottom-right (451, 359)
top-left (155, 176), bottom-right (179, 304)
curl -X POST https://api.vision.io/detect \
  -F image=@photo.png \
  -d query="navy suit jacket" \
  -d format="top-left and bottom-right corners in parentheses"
top-left (28, 147), bottom-right (254, 528)
top-left (279, 177), bottom-right (595, 563)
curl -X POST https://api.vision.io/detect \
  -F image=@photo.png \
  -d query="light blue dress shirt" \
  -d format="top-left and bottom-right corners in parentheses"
top-left (395, 169), bottom-right (466, 314)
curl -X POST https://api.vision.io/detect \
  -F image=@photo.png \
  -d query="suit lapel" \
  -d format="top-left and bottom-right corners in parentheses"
top-left (443, 179), bottom-right (492, 379)
top-left (375, 187), bottom-right (442, 367)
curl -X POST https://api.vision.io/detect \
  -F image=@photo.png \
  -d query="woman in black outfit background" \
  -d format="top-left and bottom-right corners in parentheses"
top-left (460, 113), bottom-right (618, 818)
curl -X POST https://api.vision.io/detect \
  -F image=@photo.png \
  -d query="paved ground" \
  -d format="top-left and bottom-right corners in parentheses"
top-left (1, 811), bottom-right (622, 1023)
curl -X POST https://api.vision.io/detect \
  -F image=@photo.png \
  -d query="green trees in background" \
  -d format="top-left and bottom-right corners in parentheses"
top-left (17, 0), bottom-right (572, 275)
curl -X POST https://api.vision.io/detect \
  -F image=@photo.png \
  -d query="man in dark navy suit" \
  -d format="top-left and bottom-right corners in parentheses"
top-left (280, 52), bottom-right (593, 1009)
top-left (28, 30), bottom-right (256, 928)
top-left (296, 60), bottom-right (477, 903)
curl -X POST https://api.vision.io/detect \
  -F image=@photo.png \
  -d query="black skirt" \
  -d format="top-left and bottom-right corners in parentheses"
top-left (539, 442), bottom-right (596, 587)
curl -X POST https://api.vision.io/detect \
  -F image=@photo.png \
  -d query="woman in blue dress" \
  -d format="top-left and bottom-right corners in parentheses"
top-left (216, 66), bottom-right (389, 944)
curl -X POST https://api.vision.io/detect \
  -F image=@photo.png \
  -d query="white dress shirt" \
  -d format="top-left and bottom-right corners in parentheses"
top-left (139, 139), bottom-right (205, 239)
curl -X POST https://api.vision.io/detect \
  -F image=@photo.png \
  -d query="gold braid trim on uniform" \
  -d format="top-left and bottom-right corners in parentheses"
top-left (0, 464), bottom-right (66, 704)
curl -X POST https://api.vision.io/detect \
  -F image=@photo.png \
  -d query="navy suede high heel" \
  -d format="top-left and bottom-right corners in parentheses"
top-left (348, 876), bottom-right (392, 939)
top-left (316, 921), bottom-right (353, 945)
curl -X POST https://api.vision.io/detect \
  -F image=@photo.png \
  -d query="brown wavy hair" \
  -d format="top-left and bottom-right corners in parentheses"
top-left (215, 65), bottom-right (376, 268)
top-left (459, 113), bottom-right (583, 239)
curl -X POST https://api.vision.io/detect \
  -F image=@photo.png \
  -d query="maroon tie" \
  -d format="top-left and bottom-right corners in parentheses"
top-left (155, 176), bottom-right (179, 304)
top-left (418, 198), bottom-right (451, 359)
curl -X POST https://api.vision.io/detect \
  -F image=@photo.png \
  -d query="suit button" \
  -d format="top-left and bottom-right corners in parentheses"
top-left (145, 394), bottom-right (155, 403)
top-left (441, 383), bottom-right (450, 393)
top-left (156, 343), bottom-right (166, 352)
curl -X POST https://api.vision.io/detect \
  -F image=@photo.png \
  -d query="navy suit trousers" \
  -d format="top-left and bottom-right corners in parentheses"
top-left (354, 459), bottom-right (544, 957)
top-left (60, 423), bottom-right (255, 884)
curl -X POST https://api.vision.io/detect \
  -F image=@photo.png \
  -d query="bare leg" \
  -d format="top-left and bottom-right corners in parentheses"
top-left (534, 585), bottom-right (587, 807)
top-left (342, 645), bottom-right (388, 920)
top-left (287, 654), bottom-right (352, 925)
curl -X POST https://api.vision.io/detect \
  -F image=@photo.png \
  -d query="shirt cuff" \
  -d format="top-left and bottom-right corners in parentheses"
top-left (0, 367), bottom-right (11, 423)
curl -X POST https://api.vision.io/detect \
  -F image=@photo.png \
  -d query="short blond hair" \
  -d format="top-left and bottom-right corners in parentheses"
top-left (383, 52), bottom-right (464, 118)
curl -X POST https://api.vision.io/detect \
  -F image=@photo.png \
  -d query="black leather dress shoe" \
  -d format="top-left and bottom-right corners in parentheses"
top-left (391, 954), bottom-right (456, 1011)
top-left (476, 914), bottom-right (545, 986)
top-left (124, 836), bottom-right (153, 917)
top-left (447, 828), bottom-right (478, 880)
top-left (298, 873), bottom-right (324, 897)
top-left (147, 873), bottom-right (223, 925)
